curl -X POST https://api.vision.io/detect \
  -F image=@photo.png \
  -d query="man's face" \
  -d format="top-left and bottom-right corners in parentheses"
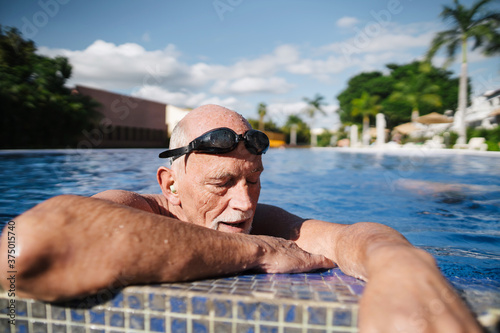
top-left (175, 143), bottom-right (263, 234)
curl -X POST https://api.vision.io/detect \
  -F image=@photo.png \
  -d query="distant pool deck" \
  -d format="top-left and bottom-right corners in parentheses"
top-left (1, 268), bottom-right (499, 333)
top-left (317, 145), bottom-right (500, 157)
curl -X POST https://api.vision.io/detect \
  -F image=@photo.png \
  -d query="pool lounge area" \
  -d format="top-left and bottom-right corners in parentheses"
top-left (1, 267), bottom-right (499, 333)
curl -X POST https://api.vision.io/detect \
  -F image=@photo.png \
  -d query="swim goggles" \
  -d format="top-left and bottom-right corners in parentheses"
top-left (159, 127), bottom-right (270, 160)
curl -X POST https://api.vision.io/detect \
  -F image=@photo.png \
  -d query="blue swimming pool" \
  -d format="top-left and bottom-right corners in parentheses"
top-left (1, 148), bottom-right (499, 283)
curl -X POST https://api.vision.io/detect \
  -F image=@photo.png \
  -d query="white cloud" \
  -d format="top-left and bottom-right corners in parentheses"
top-left (131, 85), bottom-right (247, 111)
top-left (132, 85), bottom-right (207, 107)
top-left (38, 40), bottom-right (192, 90)
top-left (211, 77), bottom-right (294, 95)
top-left (336, 16), bottom-right (359, 28)
top-left (324, 25), bottom-right (435, 56)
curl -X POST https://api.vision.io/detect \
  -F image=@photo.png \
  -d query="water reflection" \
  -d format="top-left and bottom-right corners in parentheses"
top-left (1, 148), bottom-right (499, 280)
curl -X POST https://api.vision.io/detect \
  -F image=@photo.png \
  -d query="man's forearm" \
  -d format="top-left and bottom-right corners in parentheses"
top-left (331, 222), bottom-right (419, 280)
top-left (0, 195), bottom-right (331, 301)
top-left (0, 195), bottom-right (261, 301)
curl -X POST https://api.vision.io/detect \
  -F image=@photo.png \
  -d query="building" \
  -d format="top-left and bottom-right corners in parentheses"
top-left (166, 104), bottom-right (191, 136)
top-left (75, 85), bottom-right (168, 148)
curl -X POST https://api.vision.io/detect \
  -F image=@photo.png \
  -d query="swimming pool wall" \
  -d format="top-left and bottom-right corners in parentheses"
top-left (1, 268), bottom-right (499, 333)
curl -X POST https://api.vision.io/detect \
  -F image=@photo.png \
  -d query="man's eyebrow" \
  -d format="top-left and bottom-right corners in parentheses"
top-left (206, 166), bottom-right (263, 180)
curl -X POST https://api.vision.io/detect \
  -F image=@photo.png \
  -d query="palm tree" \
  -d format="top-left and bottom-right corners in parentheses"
top-left (303, 94), bottom-right (327, 146)
top-left (389, 62), bottom-right (443, 121)
top-left (303, 94), bottom-right (327, 118)
top-left (257, 102), bottom-right (267, 131)
top-left (351, 92), bottom-right (382, 146)
top-left (426, 0), bottom-right (500, 144)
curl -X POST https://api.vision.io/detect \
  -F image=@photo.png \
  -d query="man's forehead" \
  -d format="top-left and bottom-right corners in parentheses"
top-left (183, 105), bottom-right (251, 139)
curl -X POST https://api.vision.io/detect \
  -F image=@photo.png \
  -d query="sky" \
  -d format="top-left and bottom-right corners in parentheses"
top-left (1, 0), bottom-right (499, 130)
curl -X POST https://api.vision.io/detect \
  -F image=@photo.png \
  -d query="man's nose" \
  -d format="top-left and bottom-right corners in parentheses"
top-left (229, 182), bottom-right (254, 211)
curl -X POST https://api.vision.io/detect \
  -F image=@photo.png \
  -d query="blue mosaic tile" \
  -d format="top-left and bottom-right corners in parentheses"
top-left (31, 302), bottom-right (46, 319)
top-left (0, 318), bottom-right (11, 333)
top-left (333, 309), bottom-right (352, 326)
top-left (15, 320), bottom-right (28, 333)
top-left (260, 325), bottom-right (279, 333)
top-left (283, 328), bottom-right (301, 333)
top-left (127, 293), bottom-right (144, 309)
top-left (171, 318), bottom-right (187, 333)
top-left (51, 324), bottom-right (66, 333)
top-left (70, 309), bottom-right (85, 323)
top-left (71, 325), bottom-right (85, 333)
top-left (149, 293), bottom-right (166, 311)
top-left (16, 301), bottom-right (27, 317)
top-left (214, 299), bottom-right (232, 318)
top-left (0, 299), bottom-right (8, 315)
top-left (129, 314), bottom-right (145, 330)
top-left (349, 284), bottom-right (365, 296)
top-left (110, 293), bottom-right (124, 308)
top-left (150, 316), bottom-right (165, 332)
top-left (259, 303), bottom-right (279, 322)
top-left (214, 321), bottom-right (232, 333)
top-left (236, 323), bottom-right (255, 333)
top-left (51, 305), bottom-right (66, 321)
top-left (284, 305), bottom-right (302, 323)
top-left (237, 301), bottom-right (257, 320)
top-left (170, 296), bottom-right (187, 313)
top-left (109, 312), bottom-right (124, 327)
top-left (308, 306), bottom-right (327, 325)
top-left (193, 320), bottom-right (209, 333)
top-left (192, 296), bottom-right (209, 315)
top-left (89, 310), bottom-right (105, 325)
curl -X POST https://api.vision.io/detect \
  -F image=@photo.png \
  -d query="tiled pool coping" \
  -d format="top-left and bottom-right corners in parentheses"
top-left (0, 268), bottom-right (499, 332)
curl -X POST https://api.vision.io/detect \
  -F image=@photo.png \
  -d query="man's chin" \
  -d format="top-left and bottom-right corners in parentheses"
top-left (213, 221), bottom-right (251, 234)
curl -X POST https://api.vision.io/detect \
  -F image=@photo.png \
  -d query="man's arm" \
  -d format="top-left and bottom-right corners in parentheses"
top-left (0, 194), bottom-right (333, 302)
top-left (253, 204), bottom-right (481, 333)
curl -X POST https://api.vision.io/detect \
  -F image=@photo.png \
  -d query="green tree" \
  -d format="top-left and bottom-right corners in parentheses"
top-left (426, 0), bottom-right (500, 144)
top-left (388, 62), bottom-right (442, 120)
top-left (257, 102), bottom-right (267, 131)
top-left (351, 92), bottom-right (382, 146)
top-left (0, 26), bottom-right (99, 148)
top-left (337, 61), bottom-right (460, 129)
top-left (337, 72), bottom-right (393, 125)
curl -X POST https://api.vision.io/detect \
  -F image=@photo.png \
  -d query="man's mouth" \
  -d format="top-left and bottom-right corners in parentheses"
top-left (213, 219), bottom-right (250, 233)
top-left (219, 221), bottom-right (246, 228)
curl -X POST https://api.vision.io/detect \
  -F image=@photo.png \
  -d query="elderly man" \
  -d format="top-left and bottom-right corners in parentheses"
top-left (1, 105), bottom-right (480, 332)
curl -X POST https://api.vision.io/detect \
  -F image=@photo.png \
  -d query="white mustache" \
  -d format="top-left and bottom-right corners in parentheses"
top-left (210, 210), bottom-right (253, 231)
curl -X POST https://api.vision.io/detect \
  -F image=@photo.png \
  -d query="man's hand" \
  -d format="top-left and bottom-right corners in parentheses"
top-left (251, 235), bottom-right (336, 273)
top-left (359, 247), bottom-right (482, 333)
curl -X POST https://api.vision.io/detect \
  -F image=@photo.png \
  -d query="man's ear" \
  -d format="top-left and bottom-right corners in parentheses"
top-left (157, 166), bottom-right (181, 205)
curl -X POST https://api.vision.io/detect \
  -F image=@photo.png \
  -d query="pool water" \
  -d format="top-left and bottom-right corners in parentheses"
top-left (1, 148), bottom-right (499, 282)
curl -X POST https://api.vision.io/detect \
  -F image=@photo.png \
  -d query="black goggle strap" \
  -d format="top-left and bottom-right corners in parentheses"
top-left (158, 145), bottom-right (191, 159)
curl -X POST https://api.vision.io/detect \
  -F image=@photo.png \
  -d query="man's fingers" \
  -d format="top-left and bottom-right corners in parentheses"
top-left (311, 254), bottom-right (336, 270)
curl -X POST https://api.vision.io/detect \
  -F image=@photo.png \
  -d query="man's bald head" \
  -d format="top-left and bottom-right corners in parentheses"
top-left (169, 104), bottom-right (252, 150)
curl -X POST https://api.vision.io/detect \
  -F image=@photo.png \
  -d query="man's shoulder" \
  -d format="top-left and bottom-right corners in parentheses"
top-left (252, 203), bottom-right (304, 239)
top-left (92, 190), bottom-right (170, 216)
